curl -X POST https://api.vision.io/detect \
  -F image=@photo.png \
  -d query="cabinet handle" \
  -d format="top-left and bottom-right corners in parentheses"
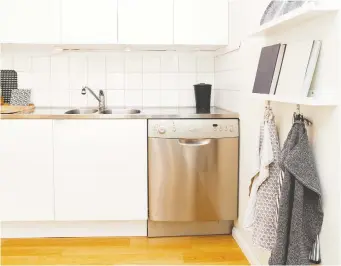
top-left (178, 139), bottom-right (211, 146)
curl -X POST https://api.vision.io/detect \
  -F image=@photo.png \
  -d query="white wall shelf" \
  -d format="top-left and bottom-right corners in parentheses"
top-left (250, 93), bottom-right (338, 106)
top-left (251, 3), bottom-right (339, 37)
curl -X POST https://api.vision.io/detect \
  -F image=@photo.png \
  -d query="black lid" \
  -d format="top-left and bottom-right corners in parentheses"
top-left (194, 83), bottom-right (212, 88)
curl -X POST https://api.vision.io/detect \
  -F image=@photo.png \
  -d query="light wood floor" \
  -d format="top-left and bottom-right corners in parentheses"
top-left (1, 236), bottom-right (249, 265)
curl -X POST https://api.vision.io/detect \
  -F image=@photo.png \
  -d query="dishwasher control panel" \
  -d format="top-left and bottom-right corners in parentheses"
top-left (148, 119), bottom-right (239, 138)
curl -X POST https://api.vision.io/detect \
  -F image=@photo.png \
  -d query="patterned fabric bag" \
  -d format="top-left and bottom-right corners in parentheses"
top-left (10, 89), bottom-right (32, 106)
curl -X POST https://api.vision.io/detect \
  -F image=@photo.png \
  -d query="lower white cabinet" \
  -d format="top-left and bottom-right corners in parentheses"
top-left (53, 120), bottom-right (148, 221)
top-left (0, 120), bottom-right (54, 221)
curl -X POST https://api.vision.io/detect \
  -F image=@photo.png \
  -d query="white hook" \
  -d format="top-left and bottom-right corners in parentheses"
top-left (296, 104), bottom-right (300, 114)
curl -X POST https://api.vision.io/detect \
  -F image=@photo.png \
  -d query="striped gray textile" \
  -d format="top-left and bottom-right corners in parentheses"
top-left (309, 235), bottom-right (321, 264)
top-left (275, 170), bottom-right (285, 225)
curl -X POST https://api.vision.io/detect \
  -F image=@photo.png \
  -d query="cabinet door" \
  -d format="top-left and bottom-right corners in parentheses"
top-left (174, 0), bottom-right (229, 45)
top-left (0, 0), bottom-right (60, 44)
top-left (118, 0), bottom-right (173, 45)
top-left (53, 120), bottom-right (147, 221)
top-left (0, 120), bottom-right (54, 221)
top-left (61, 0), bottom-right (118, 44)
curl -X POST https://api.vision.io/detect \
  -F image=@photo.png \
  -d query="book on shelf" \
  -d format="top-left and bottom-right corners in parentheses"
top-left (304, 40), bottom-right (322, 97)
top-left (275, 40), bottom-right (322, 98)
top-left (252, 43), bottom-right (287, 95)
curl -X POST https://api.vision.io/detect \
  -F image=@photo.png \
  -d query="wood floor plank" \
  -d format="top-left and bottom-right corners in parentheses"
top-left (1, 236), bottom-right (249, 265)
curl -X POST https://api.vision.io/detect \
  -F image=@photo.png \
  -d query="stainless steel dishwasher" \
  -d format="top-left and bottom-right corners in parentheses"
top-left (148, 119), bottom-right (239, 237)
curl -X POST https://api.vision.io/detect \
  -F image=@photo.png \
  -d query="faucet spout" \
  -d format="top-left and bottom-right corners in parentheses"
top-left (81, 86), bottom-right (101, 102)
top-left (81, 86), bottom-right (106, 111)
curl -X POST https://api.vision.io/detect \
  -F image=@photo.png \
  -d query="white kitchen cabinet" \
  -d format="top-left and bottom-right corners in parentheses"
top-left (118, 0), bottom-right (173, 45)
top-left (53, 120), bottom-right (147, 221)
top-left (0, 120), bottom-right (54, 221)
top-left (61, 0), bottom-right (118, 44)
top-left (174, 0), bottom-right (229, 45)
top-left (0, 0), bottom-right (60, 44)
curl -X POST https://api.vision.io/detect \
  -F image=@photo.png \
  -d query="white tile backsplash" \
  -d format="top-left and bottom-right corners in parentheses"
top-left (179, 54), bottom-right (196, 73)
top-left (1, 55), bottom-right (13, 68)
top-left (143, 90), bottom-right (161, 107)
top-left (143, 73), bottom-right (161, 90)
top-left (88, 56), bottom-right (106, 89)
top-left (69, 57), bottom-right (87, 90)
top-left (125, 90), bottom-right (143, 107)
top-left (198, 55), bottom-right (214, 73)
top-left (31, 57), bottom-right (50, 74)
top-left (107, 73), bottom-right (125, 90)
top-left (197, 73), bottom-right (214, 85)
top-left (178, 73), bottom-right (197, 89)
top-left (51, 56), bottom-right (68, 74)
top-left (161, 73), bottom-right (178, 90)
top-left (161, 90), bottom-right (179, 107)
top-left (179, 90), bottom-right (195, 107)
top-left (107, 90), bottom-right (125, 107)
top-left (126, 73), bottom-right (143, 90)
top-left (70, 90), bottom-right (87, 107)
top-left (161, 54), bottom-right (179, 73)
top-left (17, 72), bottom-right (33, 88)
top-left (13, 55), bottom-right (30, 72)
top-left (51, 56), bottom-right (69, 90)
top-left (32, 72), bottom-right (50, 90)
top-left (51, 90), bottom-right (70, 107)
top-left (2, 51), bottom-right (214, 107)
top-left (143, 55), bottom-right (161, 73)
top-left (31, 89), bottom-right (51, 107)
top-left (106, 54), bottom-right (125, 73)
top-left (125, 54), bottom-right (143, 73)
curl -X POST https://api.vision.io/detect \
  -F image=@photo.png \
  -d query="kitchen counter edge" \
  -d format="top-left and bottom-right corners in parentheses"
top-left (0, 113), bottom-right (239, 119)
top-left (0, 107), bottom-right (239, 119)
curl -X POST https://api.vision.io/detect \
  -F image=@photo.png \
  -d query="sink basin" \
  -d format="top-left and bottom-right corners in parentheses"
top-left (65, 109), bottom-right (98, 114)
top-left (100, 109), bottom-right (141, 114)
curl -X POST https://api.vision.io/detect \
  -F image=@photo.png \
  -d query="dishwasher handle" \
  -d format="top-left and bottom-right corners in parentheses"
top-left (178, 139), bottom-right (211, 146)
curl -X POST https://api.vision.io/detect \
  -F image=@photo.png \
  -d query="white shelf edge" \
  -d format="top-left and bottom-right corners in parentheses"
top-left (250, 3), bottom-right (339, 37)
top-left (250, 93), bottom-right (339, 106)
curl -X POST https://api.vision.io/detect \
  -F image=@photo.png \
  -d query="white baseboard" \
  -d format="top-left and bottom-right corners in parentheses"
top-left (232, 227), bottom-right (261, 265)
top-left (1, 221), bottom-right (147, 238)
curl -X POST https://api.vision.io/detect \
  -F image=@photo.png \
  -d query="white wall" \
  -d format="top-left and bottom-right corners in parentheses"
top-left (0, 46), bottom-right (215, 108)
top-left (215, 0), bottom-right (341, 264)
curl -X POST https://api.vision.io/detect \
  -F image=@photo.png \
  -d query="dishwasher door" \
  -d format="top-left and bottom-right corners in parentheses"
top-left (148, 137), bottom-right (238, 222)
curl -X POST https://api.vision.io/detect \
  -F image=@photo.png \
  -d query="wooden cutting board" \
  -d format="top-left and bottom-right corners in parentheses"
top-left (0, 105), bottom-right (35, 114)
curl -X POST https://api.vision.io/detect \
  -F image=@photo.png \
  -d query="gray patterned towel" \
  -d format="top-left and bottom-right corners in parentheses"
top-left (269, 122), bottom-right (323, 265)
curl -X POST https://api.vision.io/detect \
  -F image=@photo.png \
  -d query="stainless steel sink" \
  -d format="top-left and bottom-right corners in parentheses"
top-left (100, 109), bottom-right (141, 114)
top-left (64, 109), bottom-right (98, 114)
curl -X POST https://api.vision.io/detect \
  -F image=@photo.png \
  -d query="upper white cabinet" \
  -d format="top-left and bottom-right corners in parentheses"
top-left (0, 0), bottom-right (229, 46)
top-left (0, 120), bottom-right (54, 221)
top-left (53, 120), bottom-right (148, 221)
top-left (61, 0), bottom-right (118, 44)
top-left (174, 0), bottom-right (229, 45)
top-left (0, 0), bottom-right (60, 44)
top-left (118, 0), bottom-right (173, 44)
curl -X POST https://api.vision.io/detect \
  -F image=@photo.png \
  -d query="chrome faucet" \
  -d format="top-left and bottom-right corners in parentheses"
top-left (81, 86), bottom-right (106, 112)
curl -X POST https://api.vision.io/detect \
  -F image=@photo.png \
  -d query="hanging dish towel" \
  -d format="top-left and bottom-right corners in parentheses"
top-left (244, 122), bottom-right (272, 229)
top-left (244, 112), bottom-right (282, 250)
top-left (269, 122), bottom-right (324, 265)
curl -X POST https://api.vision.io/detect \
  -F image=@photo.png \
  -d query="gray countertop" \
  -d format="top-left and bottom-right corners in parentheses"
top-left (0, 106), bottom-right (239, 119)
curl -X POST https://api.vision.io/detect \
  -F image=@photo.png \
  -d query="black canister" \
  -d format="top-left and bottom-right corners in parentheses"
top-left (194, 83), bottom-right (212, 113)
